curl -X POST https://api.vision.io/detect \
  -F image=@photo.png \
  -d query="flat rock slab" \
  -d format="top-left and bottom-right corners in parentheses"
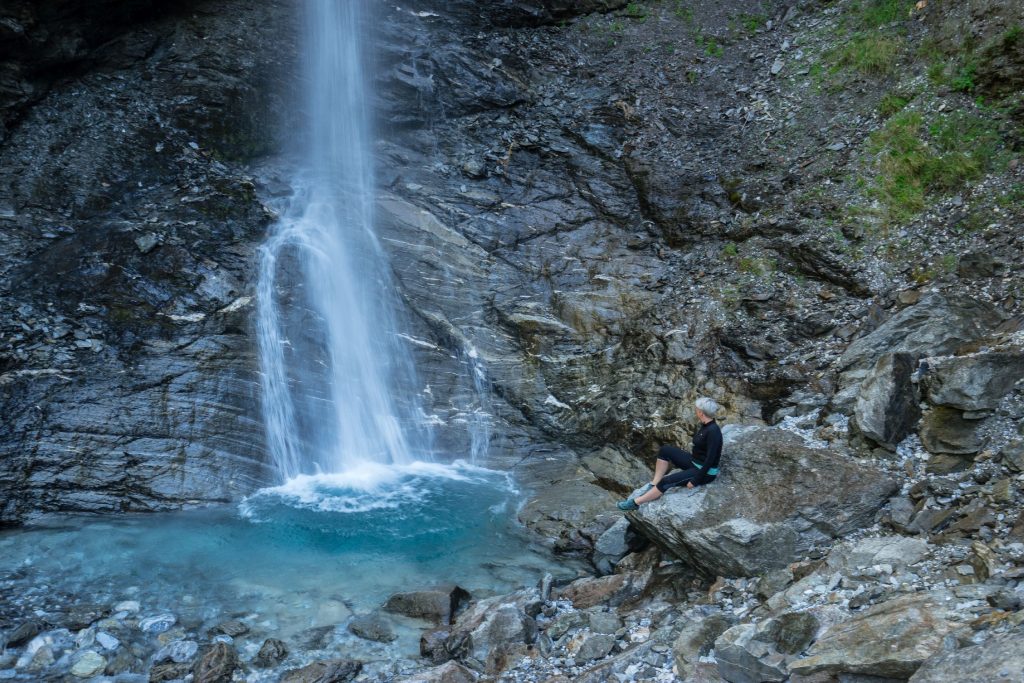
top-left (281, 659), bottom-right (362, 683)
top-left (789, 590), bottom-right (963, 679)
top-left (909, 628), bottom-right (1024, 682)
top-left (627, 426), bottom-right (898, 577)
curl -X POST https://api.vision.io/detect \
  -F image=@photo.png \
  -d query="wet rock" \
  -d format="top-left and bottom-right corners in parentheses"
top-left (280, 659), bottom-right (362, 683)
top-left (150, 660), bottom-right (192, 682)
top-left (103, 649), bottom-right (142, 675)
top-left (420, 629), bottom-right (452, 665)
top-left (70, 650), bottom-right (107, 678)
top-left (922, 349), bottom-right (1024, 411)
top-left (139, 614), bottom-right (176, 634)
top-left (396, 660), bottom-right (478, 683)
top-left (789, 590), bottom-right (963, 679)
top-left (909, 627), bottom-right (1024, 682)
top-left (627, 427), bottom-right (898, 577)
top-left (348, 613), bottom-right (397, 643)
top-left (383, 586), bottom-right (471, 624)
top-left (95, 631), bottom-right (120, 650)
top-left (853, 353), bottom-right (921, 447)
top-left (919, 407), bottom-right (984, 455)
top-left (210, 619), bottom-right (248, 637)
top-left (2, 621), bottom-right (41, 648)
top-left (254, 638), bottom-right (288, 667)
top-left (154, 639), bottom-right (199, 664)
top-left (192, 642), bottom-right (238, 683)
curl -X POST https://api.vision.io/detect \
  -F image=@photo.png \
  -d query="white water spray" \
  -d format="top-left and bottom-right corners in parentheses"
top-left (257, 0), bottom-right (429, 479)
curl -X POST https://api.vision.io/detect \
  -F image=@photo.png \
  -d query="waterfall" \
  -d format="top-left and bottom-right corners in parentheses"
top-left (257, 0), bottom-right (429, 480)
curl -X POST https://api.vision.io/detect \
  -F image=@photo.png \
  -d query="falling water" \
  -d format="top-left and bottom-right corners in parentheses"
top-left (257, 0), bottom-right (429, 479)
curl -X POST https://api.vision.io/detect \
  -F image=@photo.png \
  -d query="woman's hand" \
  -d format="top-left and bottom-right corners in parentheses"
top-left (686, 482), bottom-right (695, 489)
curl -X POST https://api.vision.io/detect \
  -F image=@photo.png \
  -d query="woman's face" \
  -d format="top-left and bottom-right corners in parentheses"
top-left (695, 408), bottom-right (706, 422)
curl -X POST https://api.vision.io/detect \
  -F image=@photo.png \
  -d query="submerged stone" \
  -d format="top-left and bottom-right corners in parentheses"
top-left (70, 650), bottom-right (106, 678)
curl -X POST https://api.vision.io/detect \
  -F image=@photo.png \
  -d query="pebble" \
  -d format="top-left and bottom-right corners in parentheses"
top-left (114, 600), bottom-right (141, 614)
top-left (96, 632), bottom-right (120, 651)
top-left (139, 614), bottom-right (176, 634)
top-left (70, 651), bottom-right (106, 678)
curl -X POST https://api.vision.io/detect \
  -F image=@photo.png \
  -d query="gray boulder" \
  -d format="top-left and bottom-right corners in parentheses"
top-left (592, 517), bottom-right (631, 575)
top-left (789, 590), bottom-right (963, 679)
top-left (672, 613), bottom-right (734, 680)
top-left (909, 628), bottom-right (1024, 682)
top-left (714, 613), bottom-right (819, 683)
top-left (444, 590), bottom-right (539, 673)
top-left (922, 348), bottom-right (1024, 411)
top-left (853, 353), bottom-right (921, 447)
top-left (626, 427), bottom-right (898, 577)
top-left (825, 536), bottom-right (930, 575)
top-left (919, 406), bottom-right (984, 455)
top-left (347, 613), bottom-right (396, 643)
top-left (383, 586), bottom-right (471, 625)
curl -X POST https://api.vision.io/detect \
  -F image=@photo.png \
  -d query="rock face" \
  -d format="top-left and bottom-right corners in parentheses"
top-left (626, 426), bottom-right (898, 577)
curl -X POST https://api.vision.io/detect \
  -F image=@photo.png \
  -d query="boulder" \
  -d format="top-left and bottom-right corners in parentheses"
top-left (444, 591), bottom-right (539, 673)
top-left (347, 613), bottom-right (396, 643)
top-left (626, 427), bottom-right (898, 577)
top-left (909, 628), bottom-right (1024, 682)
top-left (853, 353), bottom-right (921, 447)
top-left (383, 586), bottom-right (471, 625)
top-left (280, 659), bottom-right (362, 683)
top-left (518, 470), bottom-right (620, 554)
top-left (714, 613), bottom-right (819, 683)
top-left (672, 613), bottom-right (734, 680)
top-left (825, 536), bottom-right (930, 575)
top-left (1000, 439), bottom-right (1024, 471)
top-left (788, 590), bottom-right (963, 679)
top-left (592, 517), bottom-right (631, 575)
top-left (555, 570), bottom-right (650, 609)
top-left (919, 407), bottom-right (984, 455)
top-left (922, 348), bottom-right (1024, 411)
top-left (714, 623), bottom-right (788, 683)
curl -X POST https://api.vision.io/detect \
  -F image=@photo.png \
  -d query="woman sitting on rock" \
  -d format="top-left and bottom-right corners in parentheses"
top-left (618, 397), bottom-right (723, 511)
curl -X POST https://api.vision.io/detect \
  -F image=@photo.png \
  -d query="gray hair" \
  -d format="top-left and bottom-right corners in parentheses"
top-left (695, 397), bottom-right (720, 418)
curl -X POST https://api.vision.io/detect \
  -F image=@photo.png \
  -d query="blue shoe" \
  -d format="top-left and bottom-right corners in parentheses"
top-left (617, 498), bottom-right (639, 511)
top-left (637, 483), bottom-right (654, 496)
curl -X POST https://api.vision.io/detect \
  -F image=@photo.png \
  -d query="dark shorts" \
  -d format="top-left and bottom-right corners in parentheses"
top-left (656, 444), bottom-right (713, 492)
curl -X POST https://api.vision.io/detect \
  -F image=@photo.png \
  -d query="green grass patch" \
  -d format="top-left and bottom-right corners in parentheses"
top-left (624, 2), bottom-right (647, 20)
top-left (879, 92), bottom-right (912, 117)
top-left (868, 110), bottom-right (1004, 222)
top-left (853, 0), bottom-right (910, 29)
top-left (836, 33), bottom-right (902, 74)
top-left (695, 32), bottom-right (723, 57)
